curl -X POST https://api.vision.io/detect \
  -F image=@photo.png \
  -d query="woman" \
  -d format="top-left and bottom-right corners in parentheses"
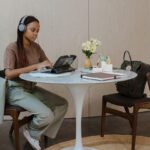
top-left (4, 15), bottom-right (68, 150)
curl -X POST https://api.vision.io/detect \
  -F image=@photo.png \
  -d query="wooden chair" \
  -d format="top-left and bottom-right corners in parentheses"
top-left (101, 72), bottom-right (150, 150)
top-left (4, 104), bottom-right (33, 150)
top-left (1, 70), bottom-right (48, 149)
top-left (0, 70), bottom-right (32, 150)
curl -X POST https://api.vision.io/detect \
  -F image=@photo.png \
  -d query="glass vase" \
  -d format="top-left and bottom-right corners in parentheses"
top-left (84, 57), bottom-right (92, 69)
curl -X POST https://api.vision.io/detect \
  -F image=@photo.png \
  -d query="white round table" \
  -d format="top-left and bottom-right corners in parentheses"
top-left (20, 69), bottom-right (137, 150)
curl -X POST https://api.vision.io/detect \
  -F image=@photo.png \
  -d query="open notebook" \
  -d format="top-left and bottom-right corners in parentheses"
top-left (81, 72), bottom-right (124, 81)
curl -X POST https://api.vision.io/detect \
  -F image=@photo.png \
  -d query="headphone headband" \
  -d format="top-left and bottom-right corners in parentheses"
top-left (18, 15), bottom-right (28, 32)
top-left (20, 15), bottom-right (28, 24)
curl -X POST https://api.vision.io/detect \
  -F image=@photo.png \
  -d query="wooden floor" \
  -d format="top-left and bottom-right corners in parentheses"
top-left (1, 111), bottom-right (150, 150)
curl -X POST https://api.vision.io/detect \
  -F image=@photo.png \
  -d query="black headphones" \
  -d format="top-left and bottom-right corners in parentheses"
top-left (18, 16), bottom-right (28, 32)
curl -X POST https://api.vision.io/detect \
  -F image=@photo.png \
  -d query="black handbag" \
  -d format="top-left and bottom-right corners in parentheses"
top-left (116, 50), bottom-right (149, 98)
top-left (120, 50), bottom-right (141, 72)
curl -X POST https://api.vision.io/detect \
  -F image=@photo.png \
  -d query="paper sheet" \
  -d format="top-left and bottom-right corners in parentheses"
top-left (29, 72), bottom-right (72, 77)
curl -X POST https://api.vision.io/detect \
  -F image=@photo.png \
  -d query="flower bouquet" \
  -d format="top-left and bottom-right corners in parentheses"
top-left (82, 38), bottom-right (101, 68)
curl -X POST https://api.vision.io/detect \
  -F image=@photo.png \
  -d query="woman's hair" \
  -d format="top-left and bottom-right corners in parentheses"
top-left (17, 15), bottom-right (39, 67)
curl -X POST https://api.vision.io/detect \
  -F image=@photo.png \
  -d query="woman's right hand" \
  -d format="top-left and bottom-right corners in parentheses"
top-left (37, 60), bottom-right (53, 69)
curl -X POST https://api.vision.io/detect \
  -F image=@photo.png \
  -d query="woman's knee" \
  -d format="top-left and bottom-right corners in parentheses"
top-left (38, 108), bottom-right (54, 125)
top-left (58, 101), bottom-right (68, 117)
top-left (64, 97), bottom-right (68, 105)
top-left (60, 98), bottom-right (68, 114)
top-left (64, 102), bottom-right (68, 113)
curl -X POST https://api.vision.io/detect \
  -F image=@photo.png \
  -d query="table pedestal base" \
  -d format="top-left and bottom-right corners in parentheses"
top-left (61, 146), bottom-right (97, 150)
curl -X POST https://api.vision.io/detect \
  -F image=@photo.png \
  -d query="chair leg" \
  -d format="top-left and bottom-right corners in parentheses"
top-left (131, 106), bottom-right (139, 150)
top-left (101, 99), bottom-right (107, 137)
top-left (43, 135), bottom-right (48, 146)
top-left (124, 106), bottom-right (133, 130)
top-left (9, 112), bottom-right (20, 136)
top-left (12, 111), bottom-right (20, 150)
top-left (9, 124), bottom-right (14, 136)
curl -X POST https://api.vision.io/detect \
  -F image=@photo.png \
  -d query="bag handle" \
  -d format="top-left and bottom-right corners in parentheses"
top-left (123, 50), bottom-right (133, 68)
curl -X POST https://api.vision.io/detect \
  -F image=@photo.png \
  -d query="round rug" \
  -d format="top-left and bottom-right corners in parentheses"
top-left (45, 135), bottom-right (150, 150)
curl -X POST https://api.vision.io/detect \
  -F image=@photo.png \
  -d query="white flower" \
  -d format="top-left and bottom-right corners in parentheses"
top-left (82, 38), bottom-right (101, 58)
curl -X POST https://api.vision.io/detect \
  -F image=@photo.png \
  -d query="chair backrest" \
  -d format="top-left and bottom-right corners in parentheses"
top-left (0, 70), bottom-right (6, 124)
top-left (0, 69), bottom-right (5, 78)
top-left (146, 72), bottom-right (150, 91)
top-left (0, 77), bottom-right (6, 124)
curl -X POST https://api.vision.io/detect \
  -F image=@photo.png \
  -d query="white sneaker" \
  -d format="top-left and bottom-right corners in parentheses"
top-left (23, 126), bottom-right (41, 150)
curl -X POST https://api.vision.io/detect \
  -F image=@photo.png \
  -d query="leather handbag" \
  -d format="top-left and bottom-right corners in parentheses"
top-left (120, 50), bottom-right (141, 72)
top-left (116, 50), bottom-right (149, 98)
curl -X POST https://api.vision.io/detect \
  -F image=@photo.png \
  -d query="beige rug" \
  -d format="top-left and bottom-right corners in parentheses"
top-left (45, 135), bottom-right (150, 150)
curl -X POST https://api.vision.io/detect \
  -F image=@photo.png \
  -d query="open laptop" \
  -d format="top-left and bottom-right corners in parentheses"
top-left (41, 55), bottom-right (77, 74)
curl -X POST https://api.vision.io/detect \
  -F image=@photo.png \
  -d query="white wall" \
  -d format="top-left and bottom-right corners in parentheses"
top-left (0, 0), bottom-right (150, 117)
top-left (88, 0), bottom-right (150, 116)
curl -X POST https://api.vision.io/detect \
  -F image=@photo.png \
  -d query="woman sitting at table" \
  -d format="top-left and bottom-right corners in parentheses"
top-left (4, 15), bottom-right (68, 150)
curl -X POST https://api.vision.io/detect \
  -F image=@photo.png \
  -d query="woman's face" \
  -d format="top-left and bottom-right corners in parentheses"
top-left (23, 21), bottom-right (40, 42)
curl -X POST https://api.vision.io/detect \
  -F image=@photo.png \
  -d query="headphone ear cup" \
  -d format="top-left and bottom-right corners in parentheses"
top-left (18, 24), bottom-right (26, 32)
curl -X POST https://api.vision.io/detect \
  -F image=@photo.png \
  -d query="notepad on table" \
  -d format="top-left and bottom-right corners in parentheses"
top-left (81, 72), bottom-right (118, 81)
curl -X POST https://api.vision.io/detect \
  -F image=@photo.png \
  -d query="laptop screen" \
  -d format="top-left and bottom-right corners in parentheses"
top-left (53, 55), bottom-right (76, 68)
top-left (39, 55), bottom-right (77, 74)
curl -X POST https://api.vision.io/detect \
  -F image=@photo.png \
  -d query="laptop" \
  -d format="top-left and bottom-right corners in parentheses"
top-left (42, 55), bottom-right (77, 74)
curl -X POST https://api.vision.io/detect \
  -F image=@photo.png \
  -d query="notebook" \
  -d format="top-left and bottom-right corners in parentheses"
top-left (81, 72), bottom-right (118, 81)
top-left (42, 55), bottom-right (77, 74)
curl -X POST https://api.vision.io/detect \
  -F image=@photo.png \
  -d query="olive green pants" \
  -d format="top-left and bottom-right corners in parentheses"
top-left (7, 80), bottom-right (68, 139)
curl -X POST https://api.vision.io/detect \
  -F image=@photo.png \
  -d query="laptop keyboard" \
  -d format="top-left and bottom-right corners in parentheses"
top-left (41, 67), bottom-right (75, 74)
top-left (51, 67), bottom-right (75, 74)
